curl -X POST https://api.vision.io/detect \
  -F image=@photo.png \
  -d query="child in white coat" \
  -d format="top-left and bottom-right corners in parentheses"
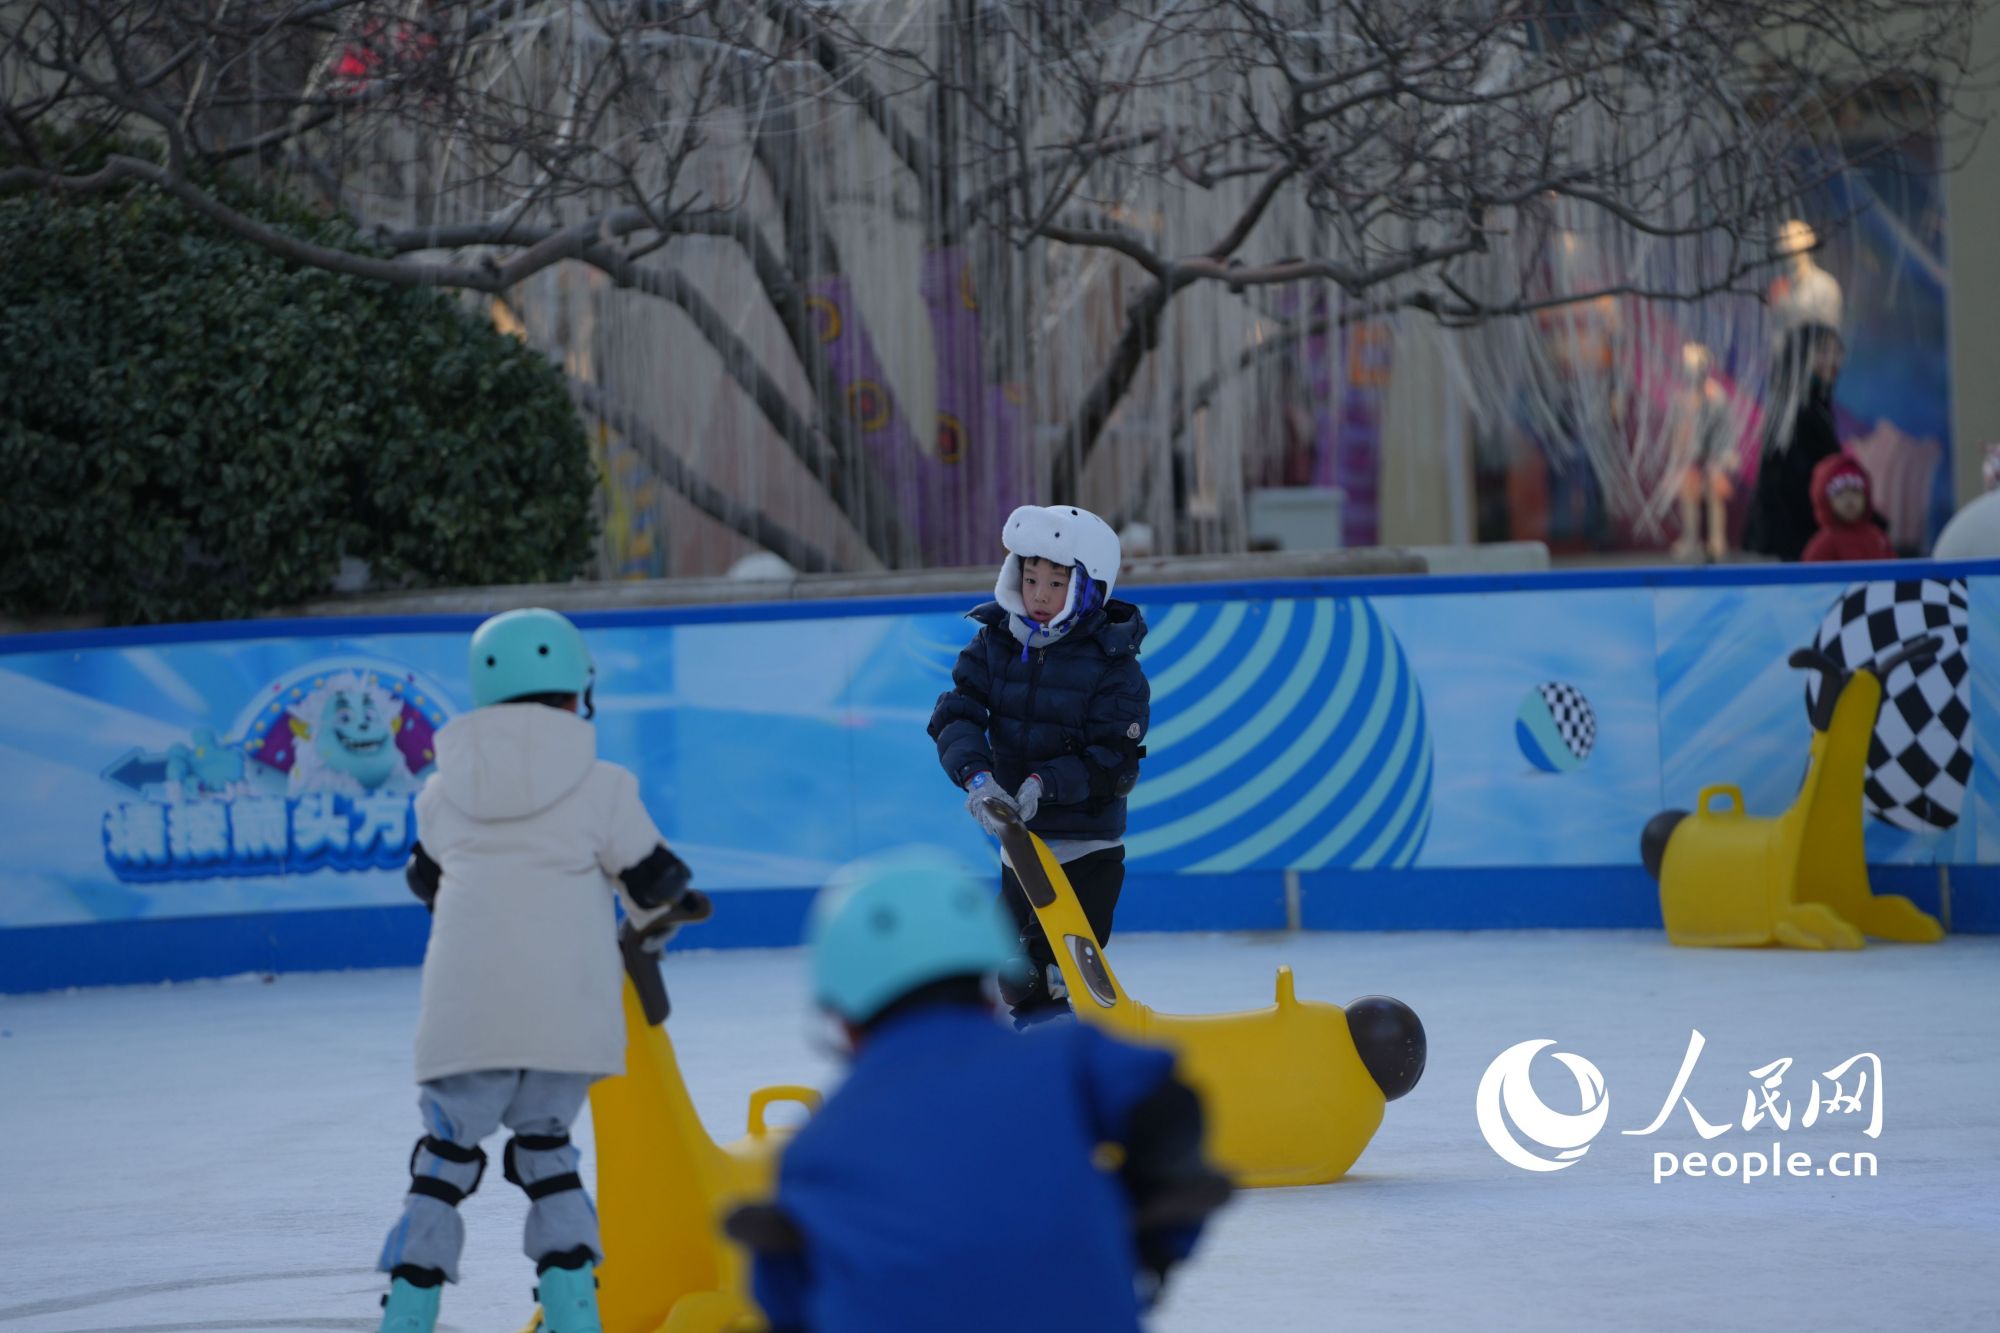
top-left (375, 608), bottom-right (705, 1333)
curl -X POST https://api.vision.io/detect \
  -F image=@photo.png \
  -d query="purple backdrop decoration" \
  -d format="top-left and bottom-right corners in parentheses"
top-left (921, 247), bottom-right (1029, 567)
top-left (1271, 287), bottom-right (1386, 546)
top-left (1304, 291), bottom-right (1340, 492)
top-left (803, 253), bottom-right (1030, 568)
top-left (1338, 320), bottom-right (1393, 547)
top-left (804, 272), bottom-right (928, 549)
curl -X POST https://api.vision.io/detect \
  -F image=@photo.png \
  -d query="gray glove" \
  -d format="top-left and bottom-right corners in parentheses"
top-left (1014, 774), bottom-right (1044, 824)
top-left (965, 771), bottom-right (1017, 836)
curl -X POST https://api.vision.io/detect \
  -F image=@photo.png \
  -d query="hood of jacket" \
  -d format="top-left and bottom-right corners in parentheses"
top-left (1810, 452), bottom-right (1873, 530)
top-left (431, 703), bottom-right (597, 821)
top-left (968, 598), bottom-right (1146, 657)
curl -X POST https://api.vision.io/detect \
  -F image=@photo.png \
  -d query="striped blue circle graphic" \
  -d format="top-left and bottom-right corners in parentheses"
top-left (1126, 597), bottom-right (1433, 871)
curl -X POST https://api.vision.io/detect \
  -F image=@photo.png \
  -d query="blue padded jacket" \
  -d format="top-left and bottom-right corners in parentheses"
top-left (928, 599), bottom-right (1149, 841)
top-left (751, 1006), bottom-right (1181, 1333)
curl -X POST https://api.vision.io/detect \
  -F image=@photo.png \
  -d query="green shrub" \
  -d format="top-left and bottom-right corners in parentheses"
top-left (0, 184), bottom-right (595, 624)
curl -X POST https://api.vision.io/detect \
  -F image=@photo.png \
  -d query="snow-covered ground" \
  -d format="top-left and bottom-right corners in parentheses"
top-left (3, 930), bottom-right (1996, 1332)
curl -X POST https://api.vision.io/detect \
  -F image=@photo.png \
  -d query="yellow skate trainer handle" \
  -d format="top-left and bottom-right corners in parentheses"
top-left (745, 1086), bottom-right (822, 1140)
top-left (985, 798), bottom-right (1132, 1012)
top-left (1696, 784), bottom-right (1745, 816)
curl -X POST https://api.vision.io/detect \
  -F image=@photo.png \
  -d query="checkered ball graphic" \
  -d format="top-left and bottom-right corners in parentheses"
top-left (1536, 681), bottom-right (1597, 761)
top-left (1803, 579), bottom-right (1972, 832)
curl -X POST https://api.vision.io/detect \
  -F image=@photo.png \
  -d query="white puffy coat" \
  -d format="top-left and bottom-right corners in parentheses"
top-left (411, 704), bottom-right (669, 1083)
top-left (1933, 490), bottom-right (2000, 560)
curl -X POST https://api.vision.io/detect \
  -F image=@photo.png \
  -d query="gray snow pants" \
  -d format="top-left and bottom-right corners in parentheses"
top-left (377, 1069), bottom-right (598, 1283)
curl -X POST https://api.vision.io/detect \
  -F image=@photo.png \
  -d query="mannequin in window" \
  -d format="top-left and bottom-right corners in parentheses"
top-left (1768, 219), bottom-right (1843, 346)
top-left (1671, 342), bottom-right (1734, 562)
top-left (1742, 325), bottom-right (1844, 562)
top-left (1741, 222), bottom-right (1847, 562)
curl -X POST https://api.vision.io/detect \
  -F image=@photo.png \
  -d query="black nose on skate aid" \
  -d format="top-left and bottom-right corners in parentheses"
top-left (1640, 809), bottom-right (1688, 882)
top-left (1343, 996), bottom-right (1426, 1101)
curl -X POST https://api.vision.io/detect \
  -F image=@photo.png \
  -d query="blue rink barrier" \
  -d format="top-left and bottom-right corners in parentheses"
top-left (5, 558), bottom-right (2000, 994)
top-left (4, 864), bottom-right (1996, 993)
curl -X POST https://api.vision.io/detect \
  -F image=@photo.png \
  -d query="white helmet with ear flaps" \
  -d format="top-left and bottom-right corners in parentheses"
top-left (994, 504), bottom-right (1122, 624)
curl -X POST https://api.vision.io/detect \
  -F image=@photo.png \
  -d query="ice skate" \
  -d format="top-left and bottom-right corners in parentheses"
top-left (535, 1253), bottom-right (605, 1333)
top-left (377, 1270), bottom-right (442, 1333)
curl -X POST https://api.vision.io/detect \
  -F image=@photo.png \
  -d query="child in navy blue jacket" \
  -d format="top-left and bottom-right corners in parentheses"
top-left (929, 505), bottom-right (1148, 1024)
top-left (730, 848), bottom-right (1227, 1333)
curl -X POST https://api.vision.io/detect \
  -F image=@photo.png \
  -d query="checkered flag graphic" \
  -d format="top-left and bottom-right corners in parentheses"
top-left (1537, 681), bottom-right (1597, 761)
top-left (1804, 579), bottom-right (1972, 832)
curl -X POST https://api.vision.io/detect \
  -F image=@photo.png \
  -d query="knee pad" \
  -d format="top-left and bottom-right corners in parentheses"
top-left (504, 1132), bottom-right (584, 1203)
top-left (407, 1135), bottom-right (487, 1207)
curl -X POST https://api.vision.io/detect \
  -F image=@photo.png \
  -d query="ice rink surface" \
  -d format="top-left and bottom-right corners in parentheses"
top-left (3, 929), bottom-right (1996, 1332)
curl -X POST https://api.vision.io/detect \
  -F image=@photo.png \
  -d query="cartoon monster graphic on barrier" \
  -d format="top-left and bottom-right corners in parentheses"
top-left (99, 663), bottom-right (450, 882)
top-left (282, 671), bottom-right (426, 797)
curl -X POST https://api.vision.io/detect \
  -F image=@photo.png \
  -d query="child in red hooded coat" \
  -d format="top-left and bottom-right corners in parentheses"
top-left (1801, 453), bottom-right (1895, 563)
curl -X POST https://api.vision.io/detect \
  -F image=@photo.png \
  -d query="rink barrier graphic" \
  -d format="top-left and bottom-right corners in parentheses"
top-left (101, 792), bottom-right (417, 881)
top-left (1127, 597), bottom-right (1435, 871)
top-left (6, 559), bottom-right (2000, 993)
top-left (2, 864), bottom-right (1991, 993)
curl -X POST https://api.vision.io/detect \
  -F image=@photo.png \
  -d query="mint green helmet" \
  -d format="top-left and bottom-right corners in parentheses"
top-left (809, 846), bottom-right (1019, 1025)
top-left (468, 608), bottom-right (595, 709)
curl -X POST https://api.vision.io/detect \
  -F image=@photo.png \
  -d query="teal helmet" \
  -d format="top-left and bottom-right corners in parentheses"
top-left (809, 846), bottom-right (1019, 1025)
top-left (468, 608), bottom-right (595, 709)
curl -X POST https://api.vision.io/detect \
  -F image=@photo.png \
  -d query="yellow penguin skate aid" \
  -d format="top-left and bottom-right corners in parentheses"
top-left (991, 805), bottom-right (1424, 1188)
top-left (521, 982), bottom-right (818, 1333)
top-left (1643, 636), bottom-right (1946, 951)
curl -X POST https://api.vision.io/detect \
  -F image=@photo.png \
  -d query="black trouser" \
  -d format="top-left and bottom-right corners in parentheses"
top-left (998, 846), bottom-right (1125, 1020)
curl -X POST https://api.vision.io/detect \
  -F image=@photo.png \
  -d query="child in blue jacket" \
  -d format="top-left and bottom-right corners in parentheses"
top-left (730, 848), bottom-right (1228, 1333)
top-left (929, 505), bottom-right (1148, 1023)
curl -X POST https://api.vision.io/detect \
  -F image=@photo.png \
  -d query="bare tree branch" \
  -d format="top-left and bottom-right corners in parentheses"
top-left (569, 379), bottom-right (835, 574)
top-left (7, 0), bottom-right (1992, 567)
